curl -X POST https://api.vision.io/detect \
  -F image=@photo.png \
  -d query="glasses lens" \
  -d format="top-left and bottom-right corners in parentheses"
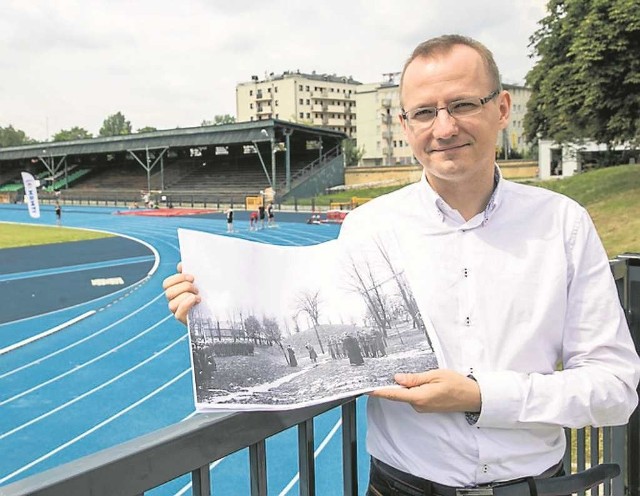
top-left (449, 98), bottom-right (482, 117)
top-left (409, 107), bottom-right (437, 125)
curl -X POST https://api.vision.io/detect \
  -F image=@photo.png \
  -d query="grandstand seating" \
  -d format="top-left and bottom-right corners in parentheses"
top-left (162, 156), bottom-right (271, 194)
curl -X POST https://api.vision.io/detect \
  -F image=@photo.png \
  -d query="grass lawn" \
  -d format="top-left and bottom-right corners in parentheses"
top-left (532, 164), bottom-right (640, 257)
top-left (0, 224), bottom-right (113, 249)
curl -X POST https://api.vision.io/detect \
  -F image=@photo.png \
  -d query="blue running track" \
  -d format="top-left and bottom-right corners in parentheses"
top-left (0, 203), bottom-right (369, 495)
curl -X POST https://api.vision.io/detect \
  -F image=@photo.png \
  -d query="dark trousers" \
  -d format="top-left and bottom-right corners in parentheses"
top-left (366, 457), bottom-right (566, 496)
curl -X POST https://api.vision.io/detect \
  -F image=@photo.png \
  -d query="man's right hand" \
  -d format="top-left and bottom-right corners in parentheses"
top-left (162, 262), bottom-right (200, 325)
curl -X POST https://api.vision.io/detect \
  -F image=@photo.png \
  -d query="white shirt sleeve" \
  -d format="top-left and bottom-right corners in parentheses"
top-left (475, 209), bottom-right (640, 429)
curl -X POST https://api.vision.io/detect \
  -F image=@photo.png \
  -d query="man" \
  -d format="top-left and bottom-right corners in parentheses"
top-left (225, 207), bottom-right (233, 232)
top-left (163, 35), bottom-right (639, 495)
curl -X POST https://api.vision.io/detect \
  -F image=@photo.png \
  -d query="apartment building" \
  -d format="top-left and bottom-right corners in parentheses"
top-left (237, 72), bottom-right (531, 166)
top-left (236, 71), bottom-right (361, 137)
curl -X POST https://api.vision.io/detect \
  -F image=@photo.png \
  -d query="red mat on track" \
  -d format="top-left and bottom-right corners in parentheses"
top-left (115, 208), bottom-right (216, 217)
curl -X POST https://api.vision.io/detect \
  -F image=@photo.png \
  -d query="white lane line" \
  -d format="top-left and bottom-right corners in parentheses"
top-left (278, 418), bottom-right (343, 496)
top-left (0, 368), bottom-right (192, 486)
top-left (0, 311), bottom-right (95, 356)
top-left (0, 315), bottom-right (173, 406)
top-left (0, 335), bottom-right (186, 440)
top-left (0, 292), bottom-right (168, 381)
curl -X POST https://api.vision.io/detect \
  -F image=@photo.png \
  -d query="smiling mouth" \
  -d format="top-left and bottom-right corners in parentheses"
top-left (429, 143), bottom-right (469, 154)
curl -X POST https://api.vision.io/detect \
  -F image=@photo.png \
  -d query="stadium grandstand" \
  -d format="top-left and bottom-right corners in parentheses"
top-left (0, 120), bottom-right (346, 208)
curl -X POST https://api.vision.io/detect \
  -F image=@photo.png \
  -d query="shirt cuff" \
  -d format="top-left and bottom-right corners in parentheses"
top-left (472, 370), bottom-right (527, 428)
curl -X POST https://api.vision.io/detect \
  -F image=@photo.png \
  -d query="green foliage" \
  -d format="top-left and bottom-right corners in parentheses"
top-left (0, 125), bottom-right (35, 147)
top-left (52, 126), bottom-right (93, 142)
top-left (137, 126), bottom-right (157, 133)
top-left (525, 0), bottom-right (640, 146)
top-left (342, 139), bottom-right (365, 166)
top-left (201, 114), bottom-right (236, 126)
top-left (99, 111), bottom-right (132, 137)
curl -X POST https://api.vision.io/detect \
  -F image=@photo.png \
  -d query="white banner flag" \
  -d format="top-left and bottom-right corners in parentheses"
top-left (21, 171), bottom-right (41, 219)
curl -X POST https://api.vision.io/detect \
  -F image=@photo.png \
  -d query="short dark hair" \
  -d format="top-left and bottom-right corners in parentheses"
top-left (400, 34), bottom-right (502, 105)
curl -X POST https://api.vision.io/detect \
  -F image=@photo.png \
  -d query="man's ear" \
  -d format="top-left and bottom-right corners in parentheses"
top-left (498, 90), bottom-right (512, 130)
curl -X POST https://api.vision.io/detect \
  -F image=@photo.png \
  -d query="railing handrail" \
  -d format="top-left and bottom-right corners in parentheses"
top-left (0, 398), bottom-right (357, 496)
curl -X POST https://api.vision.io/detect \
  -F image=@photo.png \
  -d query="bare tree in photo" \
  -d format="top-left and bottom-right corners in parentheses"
top-left (294, 289), bottom-right (325, 354)
top-left (344, 253), bottom-right (393, 337)
top-left (375, 240), bottom-right (431, 348)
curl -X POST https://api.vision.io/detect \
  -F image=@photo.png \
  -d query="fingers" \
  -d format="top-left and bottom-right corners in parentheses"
top-left (393, 371), bottom-right (435, 387)
top-left (168, 291), bottom-right (200, 325)
top-left (162, 272), bottom-right (195, 292)
top-left (162, 269), bottom-right (200, 325)
top-left (368, 369), bottom-right (481, 413)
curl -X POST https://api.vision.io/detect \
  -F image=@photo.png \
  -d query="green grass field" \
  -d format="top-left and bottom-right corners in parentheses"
top-left (0, 224), bottom-right (113, 249)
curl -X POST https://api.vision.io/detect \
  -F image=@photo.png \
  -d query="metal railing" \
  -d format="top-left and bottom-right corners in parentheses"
top-left (0, 255), bottom-right (638, 496)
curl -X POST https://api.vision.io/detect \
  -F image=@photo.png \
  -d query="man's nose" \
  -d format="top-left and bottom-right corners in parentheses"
top-left (431, 109), bottom-right (458, 139)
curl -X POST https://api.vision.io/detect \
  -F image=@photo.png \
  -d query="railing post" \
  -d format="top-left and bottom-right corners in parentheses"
top-left (191, 464), bottom-right (211, 496)
top-left (298, 418), bottom-right (315, 496)
top-left (341, 399), bottom-right (358, 496)
top-left (249, 440), bottom-right (267, 496)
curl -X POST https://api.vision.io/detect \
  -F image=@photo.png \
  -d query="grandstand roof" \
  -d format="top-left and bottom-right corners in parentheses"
top-left (0, 119), bottom-right (347, 161)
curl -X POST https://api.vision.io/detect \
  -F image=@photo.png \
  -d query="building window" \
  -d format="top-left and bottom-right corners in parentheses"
top-left (306, 99), bottom-right (310, 105)
top-left (306, 113), bottom-right (310, 118)
top-left (299, 98), bottom-right (304, 104)
top-left (274, 87), bottom-right (278, 93)
top-left (249, 90), bottom-right (253, 96)
top-left (299, 84), bottom-right (303, 90)
top-left (299, 112), bottom-right (304, 118)
top-left (305, 85), bottom-right (310, 91)
top-left (249, 103), bottom-right (253, 109)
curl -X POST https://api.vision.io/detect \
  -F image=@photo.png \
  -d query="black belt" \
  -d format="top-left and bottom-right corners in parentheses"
top-left (370, 457), bottom-right (620, 496)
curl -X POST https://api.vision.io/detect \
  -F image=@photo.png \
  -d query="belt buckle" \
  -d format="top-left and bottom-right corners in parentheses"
top-left (455, 489), bottom-right (494, 496)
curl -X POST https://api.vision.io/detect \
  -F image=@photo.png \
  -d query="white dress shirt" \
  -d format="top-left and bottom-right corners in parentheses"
top-left (338, 171), bottom-right (640, 486)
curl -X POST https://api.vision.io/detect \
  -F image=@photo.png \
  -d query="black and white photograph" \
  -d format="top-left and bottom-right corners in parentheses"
top-left (178, 228), bottom-right (440, 410)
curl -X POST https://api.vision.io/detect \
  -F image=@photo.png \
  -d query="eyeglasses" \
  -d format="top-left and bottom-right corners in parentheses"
top-left (401, 89), bottom-right (500, 128)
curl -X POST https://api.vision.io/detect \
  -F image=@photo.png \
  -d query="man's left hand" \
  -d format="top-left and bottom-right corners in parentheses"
top-left (368, 369), bottom-right (481, 414)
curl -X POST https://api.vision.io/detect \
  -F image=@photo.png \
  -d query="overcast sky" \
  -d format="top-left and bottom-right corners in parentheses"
top-left (0, 0), bottom-right (547, 142)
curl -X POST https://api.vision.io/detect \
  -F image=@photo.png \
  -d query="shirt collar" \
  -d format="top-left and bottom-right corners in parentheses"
top-left (418, 165), bottom-right (504, 226)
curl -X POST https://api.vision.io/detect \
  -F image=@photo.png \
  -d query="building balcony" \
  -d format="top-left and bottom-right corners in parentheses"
top-left (255, 92), bottom-right (272, 102)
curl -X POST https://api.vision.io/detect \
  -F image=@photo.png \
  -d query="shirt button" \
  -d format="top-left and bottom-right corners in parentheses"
top-left (482, 465), bottom-right (489, 473)
top-left (465, 317), bottom-right (471, 326)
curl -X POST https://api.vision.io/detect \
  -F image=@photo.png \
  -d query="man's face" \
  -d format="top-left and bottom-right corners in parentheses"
top-left (399, 44), bottom-right (511, 187)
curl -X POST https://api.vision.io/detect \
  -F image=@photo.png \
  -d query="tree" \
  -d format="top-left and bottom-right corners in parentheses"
top-left (343, 138), bottom-right (365, 166)
top-left (524, 0), bottom-right (640, 147)
top-left (52, 126), bottom-right (93, 142)
top-left (294, 290), bottom-right (325, 354)
top-left (201, 114), bottom-right (236, 126)
top-left (137, 126), bottom-right (157, 133)
top-left (244, 315), bottom-right (262, 344)
top-left (0, 125), bottom-right (35, 147)
top-left (99, 111), bottom-right (132, 137)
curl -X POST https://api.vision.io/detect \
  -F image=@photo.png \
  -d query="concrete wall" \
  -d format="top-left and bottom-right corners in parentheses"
top-left (344, 160), bottom-right (538, 188)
